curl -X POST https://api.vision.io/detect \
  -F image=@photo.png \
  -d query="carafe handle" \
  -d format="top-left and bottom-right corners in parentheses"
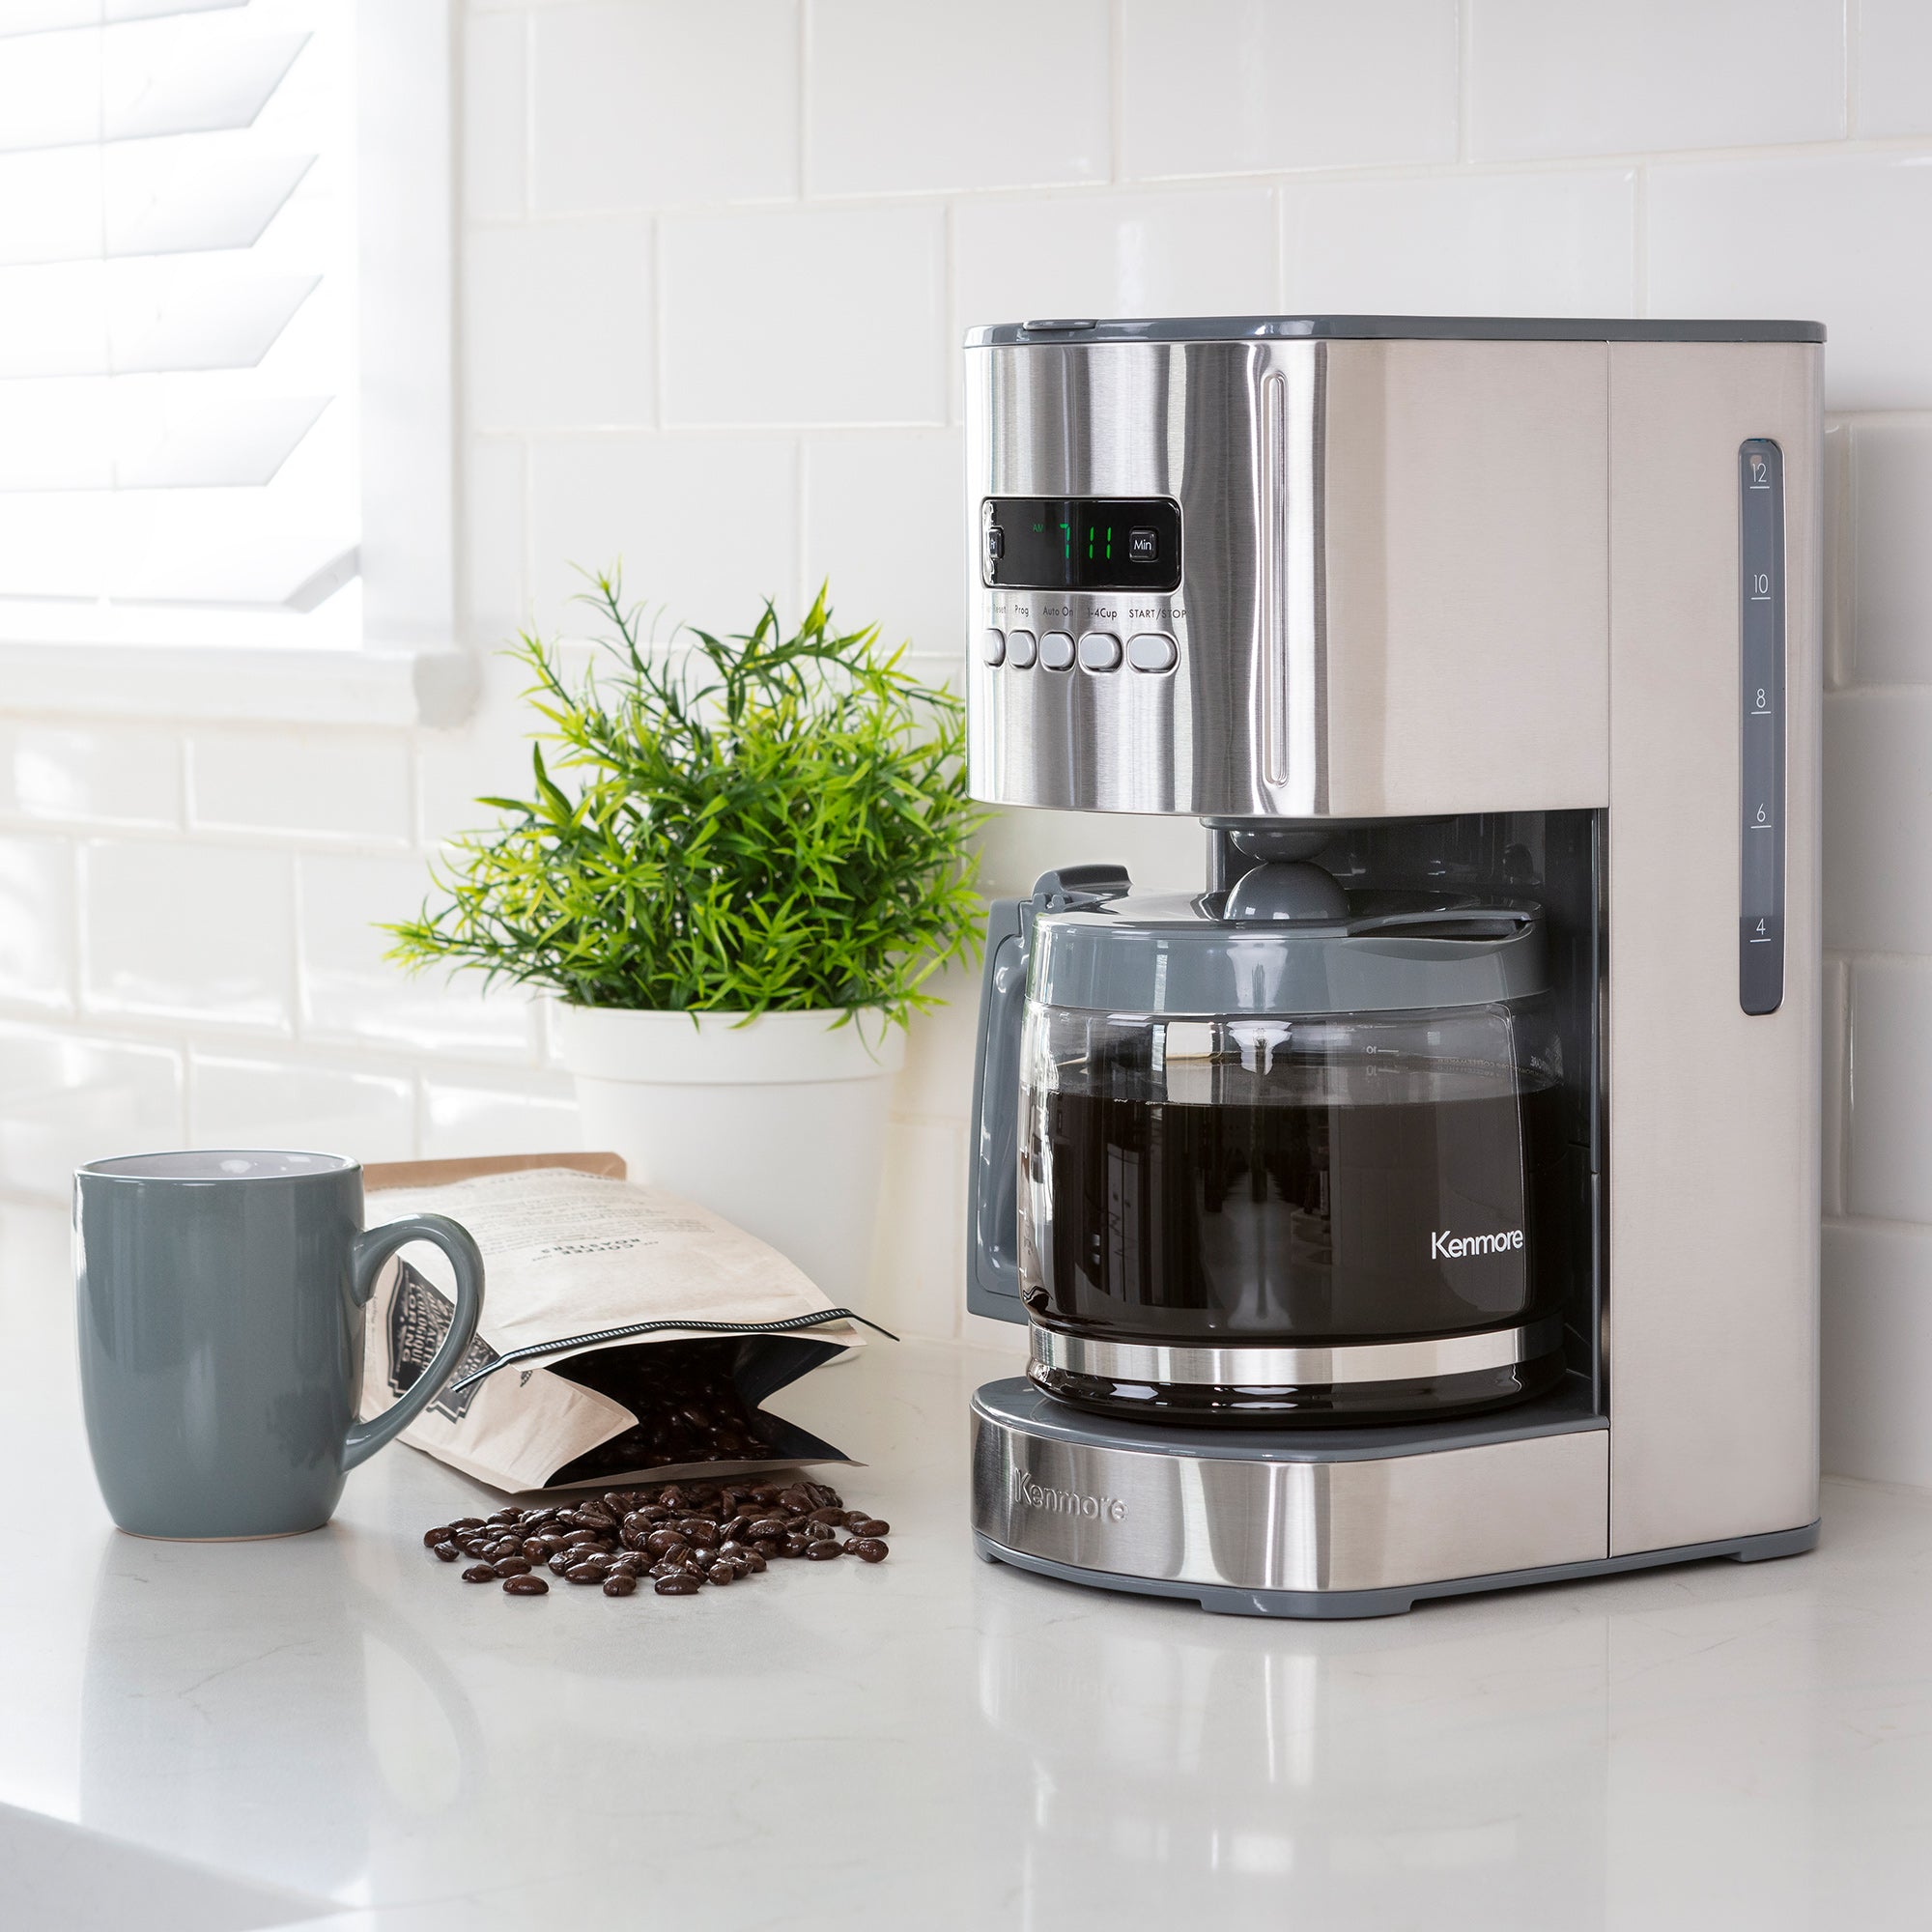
top-left (968, 899), bottom-right (1029, 1323)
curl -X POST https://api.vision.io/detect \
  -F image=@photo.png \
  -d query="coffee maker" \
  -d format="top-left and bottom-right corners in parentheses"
top-left (963, 315), bottom-right (1822, 1617)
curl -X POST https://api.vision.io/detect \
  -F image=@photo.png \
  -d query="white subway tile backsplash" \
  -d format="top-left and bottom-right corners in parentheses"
top-left (0, 1026), bottom-right (182, 1197)
top-left (463, 6), bottom-right (526, 222)
top-left (890, 956), bottom-right (979, 1126)
top-left (1851, 424), bottom-right (1932, 686)
top-left (1823, 953), bottom-right (1849, 1219)
top-left (1856, 0), bottom-right (1932, 136)
top-left (1823, 692), bottom-right (1932, 953)
top-left (187, 731), bottom-right (413, 844)
top-left (1281, 170), bottom-right (1637, 318)
top-left (0, 834), bottom-right (73, 1011)
top-left (803, 433), bottom-right (965, 659)
top-left (0, 724), bottom-right (179, 828)
top-left (82, 842), bottom-right (292, 1032)
top-left (531, 0), bottom-right (797, 213)
top-left (1822, 1219), bottom-right (1932, 1486)
top-left (808, 0), bottom-right (1106, 195)
top-left (529, 434), bottom-right (799, 635)
top-left (974, 806), bottom-right (1207, 901)
top-left (1845, 957), bottom-right (1932, 1223)
top-left (1122, 0), bottom-right (1458, 179)
top-left (1647, 156), bottom-right (1932, 412)
top-left (465, 215), bottom-right (655, 432)
top-left (1470, 0), bottom-right (1845, 159)
top-left (421, 1065), bottom-right (579, 1159)
top-left (952, 188), bottom-right (1279, 341)
top-left (298, 853), bottom-right (537, 1059)
top-left (1823, 419), bottom-right (1853, 692)
top-left (417, 650), bottom-right (549, 847)
top-left (463, 436), bottom-right (527, 639)
top-left (660, 207), bottom-right (945, 425)
top-left (189, 1053), bottom-right (415, 1165)
top-left (867, 1113), bottom-right (964, 1340)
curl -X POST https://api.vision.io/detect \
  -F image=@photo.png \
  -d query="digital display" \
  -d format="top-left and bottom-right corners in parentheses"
top-left (982, 497), bottom-right (1181, 591)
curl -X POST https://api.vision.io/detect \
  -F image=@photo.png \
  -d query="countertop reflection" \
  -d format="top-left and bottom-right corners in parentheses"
top-left (2, 1203), bottom-right (1928, 1931)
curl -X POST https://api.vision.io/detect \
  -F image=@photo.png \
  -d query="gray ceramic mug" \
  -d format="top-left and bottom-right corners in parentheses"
top-left (75, 1151), bottom-right (485, 1540)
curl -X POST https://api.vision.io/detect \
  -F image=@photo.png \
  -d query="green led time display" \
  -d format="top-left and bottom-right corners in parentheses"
top-left (987, 497), bottom-right (1180, 592)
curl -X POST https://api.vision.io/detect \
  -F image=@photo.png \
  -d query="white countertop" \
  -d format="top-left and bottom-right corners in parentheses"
top-left (6, 1200), bottom-right (1932, 1932)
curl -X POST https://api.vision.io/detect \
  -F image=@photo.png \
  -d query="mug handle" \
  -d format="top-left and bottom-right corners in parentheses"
top-left (341, 1213), bottom-right (486, 1473)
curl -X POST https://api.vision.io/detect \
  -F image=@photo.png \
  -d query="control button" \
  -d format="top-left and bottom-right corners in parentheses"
top-left (984, 526), bottom-right (1005, 561)
top-left (1039, 630), bottom-right (1076, 671)
top-left (1126, 631), bottom-right (1177, 673)
top-left (1006, 628), bottom-right (1037, 669)
top-left (980, 628), bottom-right (1006, 667)
top-left (1127, 527), bottom-right (1159, 563)
top-left (1078, 631), bottom-right (1122, 672)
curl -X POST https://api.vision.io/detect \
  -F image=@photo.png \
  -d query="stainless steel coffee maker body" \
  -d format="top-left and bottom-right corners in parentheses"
top-left (964, 316), bottom-right (1823, 1616)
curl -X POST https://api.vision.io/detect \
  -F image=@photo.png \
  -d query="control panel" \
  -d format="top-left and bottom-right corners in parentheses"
top-left (1739, 439), bottom-right (1785, 1015)
top-left (981, 497), bottom-right (1181, 591)
top-left (980, 497), bottom-right (1183, 684)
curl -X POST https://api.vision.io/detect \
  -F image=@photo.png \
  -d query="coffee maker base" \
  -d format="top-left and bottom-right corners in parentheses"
top-left (970, 1376), bottom-right (1818, 1620)
top-left (973, 1521), bottom-right (1820, 1620)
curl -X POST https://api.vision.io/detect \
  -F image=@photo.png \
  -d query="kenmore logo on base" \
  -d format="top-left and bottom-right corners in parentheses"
top-left (1432, 1227), bottom-right (1526, 1260)
top-left (1012, 1469), bottom-right (1127, 1522)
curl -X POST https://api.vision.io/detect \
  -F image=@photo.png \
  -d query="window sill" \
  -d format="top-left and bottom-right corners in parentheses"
top-left (0, 639), bottom-right (479, 729)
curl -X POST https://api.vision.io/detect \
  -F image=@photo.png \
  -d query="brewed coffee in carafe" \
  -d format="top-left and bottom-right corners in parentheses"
top-left (1018, 990), bottom-right (1568, 1419)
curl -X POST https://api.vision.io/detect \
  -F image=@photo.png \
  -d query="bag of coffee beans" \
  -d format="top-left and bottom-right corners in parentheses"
top-left (356, 1160), bottom-right (876, 1494)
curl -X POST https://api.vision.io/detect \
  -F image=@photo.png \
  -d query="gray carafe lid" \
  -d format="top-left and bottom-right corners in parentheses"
top-left (1031, 884), bottom-right (1549, 1018)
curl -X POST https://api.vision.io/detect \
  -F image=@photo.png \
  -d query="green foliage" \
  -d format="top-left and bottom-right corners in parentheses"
top-left (385, 573), bottom-right (985, 1025)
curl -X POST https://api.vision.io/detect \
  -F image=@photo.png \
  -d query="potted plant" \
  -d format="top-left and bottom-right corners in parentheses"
top-left (386, 574), bottom-right (983, 1300)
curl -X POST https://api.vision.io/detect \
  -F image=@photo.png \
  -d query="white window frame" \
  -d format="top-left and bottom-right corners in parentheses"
top-left (0, 0), bottom-right (472, 727)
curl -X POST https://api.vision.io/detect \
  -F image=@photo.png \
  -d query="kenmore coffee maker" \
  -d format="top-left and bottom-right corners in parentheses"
top-left (965, 316), bottom-right (1822, 1617)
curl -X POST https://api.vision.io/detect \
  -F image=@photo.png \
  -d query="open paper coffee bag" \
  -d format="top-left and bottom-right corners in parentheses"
top-left (357, 1155), bottom-right (873, 1494)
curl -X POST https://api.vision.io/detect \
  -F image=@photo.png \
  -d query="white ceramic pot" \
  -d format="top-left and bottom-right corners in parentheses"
top-left (557, 1006), bottom-right (906, 1304)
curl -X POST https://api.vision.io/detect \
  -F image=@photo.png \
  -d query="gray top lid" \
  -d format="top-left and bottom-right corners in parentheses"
top-left (965, 313), bottom-right (1826, 348)
top-left (1031, 890), bottom-right (1549, 1018)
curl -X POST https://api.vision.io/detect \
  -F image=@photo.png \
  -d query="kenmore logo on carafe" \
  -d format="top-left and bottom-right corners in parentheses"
top-left (1432, 1227), bottom-right (1526, 1261)
top-left (1011, 1468), bottom-right (1126, 1522)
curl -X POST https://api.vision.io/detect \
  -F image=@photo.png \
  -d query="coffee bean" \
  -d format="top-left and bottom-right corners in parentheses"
top-left (493, 1556), bottom-right (532, 1577)
top-left (430, 1540), bottom-right (460, 1563)
top-left (845, 1538), bottom-right (890, 1563)
top-left (850, 1518), bottom-right (890, 1538)
top-left (503, 1574), bottom-right (549, 1596)
top-left (707, 1561), bottom-right (738, 1585)
top-left (449, 1517), bottom-right (485, 1530)
top-left (655, 1575), bottom-right (701, 1596)
top-left (643, 1529), bottom-right (688, 1558)
top-left (461, 1564), bottom-right (496, 1583)
top-left (563, 1529), bottom-right (605, 1548)
top-left (564, 1563), bottom-right (604, 1584)
top-left (746, 1517), bottom-right (787, 1541)
top-left (804, 1540), bottom-right (842, 1562)
top-left (804, 1520), bottom-right (838, 1543)
top-left (807, 1507), bottom-right (848, 1527)
top-left (603, 1574), bottom-right (639, 1598)
top-left (422, 1525), bottom-right (453, 1548)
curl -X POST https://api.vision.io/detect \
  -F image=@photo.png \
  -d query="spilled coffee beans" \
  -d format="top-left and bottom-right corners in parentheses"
top-left (420, 1479), bottom-right (890, 1607)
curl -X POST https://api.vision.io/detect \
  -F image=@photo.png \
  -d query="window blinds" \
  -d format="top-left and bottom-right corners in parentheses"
top-left (0, 0), bottom-right (357, 622)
